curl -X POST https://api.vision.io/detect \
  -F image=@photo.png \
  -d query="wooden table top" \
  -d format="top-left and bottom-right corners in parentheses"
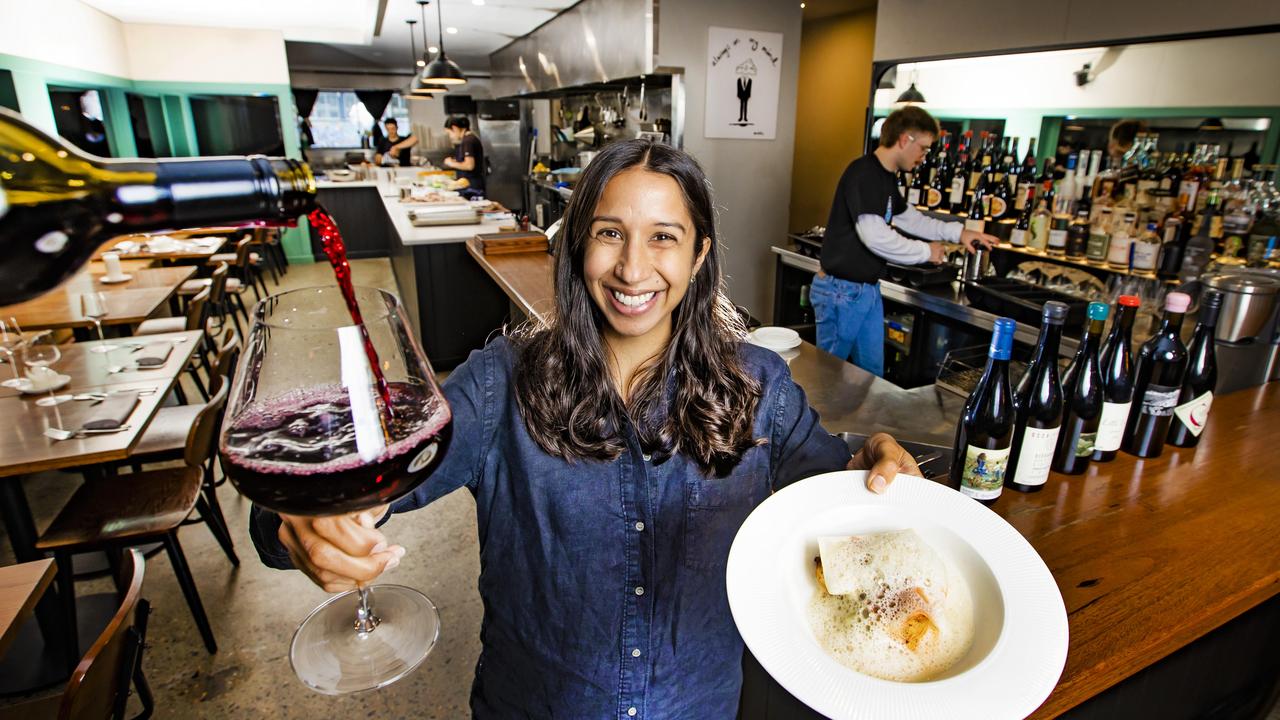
top-left (0, 559), bottom-right (56, 657)
top-left (0, 331), bottom-right (201, 478)
top-left (60, 266), bottom-right (197, 293)
top-left (94, 235), bottom-right (228, 261)
top-left (86, 258), bottom-right (156, 276)
top-left (0, 266), bottom-right (194, 331)
top-left (469, 245), bottom-right (1280, 717)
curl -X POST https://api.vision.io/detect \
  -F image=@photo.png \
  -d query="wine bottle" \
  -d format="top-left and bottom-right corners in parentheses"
top-left (1009, 185), bottom-right (1035, 247)
top-left (1123, 292), bottom-right (1192, 458)
top-left (1047, 213), bottom-right (1070, 256)
top-left (1092, 295), bottom-right (1141, 462)
top-left (0, 107), bottom-right (316, 305)
top-left (951, 318), bottom-right (1017, 505)
top-left (1086, 207), bottom-right (1113, 263)
top-left (908, 158), bottom-right (927, 209)
top-left (1167, 290), bottom-right (1222, 447)
top-left (798, 284), bottom-right (815, 325)
top-left (1005, 302), bottom-right (1067, 493)
top-left (1178, 202), bottom-right (1217, 287)
top-left (1052, 302), bottom-right (1108, 474)
top-left (932, 134), bottom-right (952, 212)
top-left (1155, 217), bottom-right (1185, 279)
top-left (1066, 206), bottom-right (1090, 259)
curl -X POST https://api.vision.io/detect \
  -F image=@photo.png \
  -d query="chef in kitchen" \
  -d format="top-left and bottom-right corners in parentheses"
top-left (810, 106), bottom-right (996, 376)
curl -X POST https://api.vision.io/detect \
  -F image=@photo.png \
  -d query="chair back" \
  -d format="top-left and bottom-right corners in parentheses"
top-left (58, 549), bottom-right (150, 720)
top-left (184, 373), bottom-right (230, 470)
top-left (184, 287), bottom-right (211, 332)
top-left (207, 263), bottom-right (230, 305)
top-left (232, 237), bottom-right (255, 270)
top-left (207, 327), bottom-right (240, 396)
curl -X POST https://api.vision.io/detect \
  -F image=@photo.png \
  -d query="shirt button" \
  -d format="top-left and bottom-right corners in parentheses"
top-left (627, 708), bottom-right (637, 717)
top-left (634, 586), bottom-right (645, 596)
top-left (632, 648), bottom-right (641, 657)
top-left (634, 521), bottom-right (645, 532)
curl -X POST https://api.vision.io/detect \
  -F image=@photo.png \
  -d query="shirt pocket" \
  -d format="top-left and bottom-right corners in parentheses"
top-left (682, 468), bottom-right (764, 572)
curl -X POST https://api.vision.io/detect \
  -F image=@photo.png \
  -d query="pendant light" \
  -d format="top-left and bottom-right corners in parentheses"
top-left (404, 19), bottom-right (433, 99)
top-left (421, 0), bottom-right (467, 85)
top-left (411, 2), bottom-right (451, 95)
top-left (894, 66), bottom-right (926, 107)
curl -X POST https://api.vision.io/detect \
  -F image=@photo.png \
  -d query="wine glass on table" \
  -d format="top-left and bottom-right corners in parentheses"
top-left (23, 330), bottom-right (68, 406)
top-left (0, 320), bottom-right (25, 388)
top-left (218, 285), bottom-right (452, 694)
top-left (82, 291), bottom-right (115, 353)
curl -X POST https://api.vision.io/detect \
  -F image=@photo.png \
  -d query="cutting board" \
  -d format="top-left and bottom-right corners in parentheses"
top-left (470, 231), bottom-right (549, 255)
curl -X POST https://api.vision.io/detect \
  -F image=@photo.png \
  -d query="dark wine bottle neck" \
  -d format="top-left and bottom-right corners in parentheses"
top-left (1031, 323), bottom-right (1063, 365)
top-left (1158, 311), bottom-right (1186, 337)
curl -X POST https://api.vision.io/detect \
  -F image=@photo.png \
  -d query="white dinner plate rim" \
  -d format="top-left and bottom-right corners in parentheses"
top-left (17, 373), bottom-right (72, 394)
top-left (98, 273), bottom-right (133, 284)
top-left (726, 470), bottom-right (1068, 720)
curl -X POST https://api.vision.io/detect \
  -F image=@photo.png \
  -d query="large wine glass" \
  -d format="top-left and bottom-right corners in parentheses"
top-left (219, 286), bottom-right (452, 694)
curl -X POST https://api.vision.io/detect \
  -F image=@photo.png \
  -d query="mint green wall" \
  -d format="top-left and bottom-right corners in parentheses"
top-left (0, 52), bottom-right (313, 262)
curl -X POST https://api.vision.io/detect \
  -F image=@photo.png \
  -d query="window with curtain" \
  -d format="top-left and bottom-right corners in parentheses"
top-left (308, 91), bottom-right (411, 148)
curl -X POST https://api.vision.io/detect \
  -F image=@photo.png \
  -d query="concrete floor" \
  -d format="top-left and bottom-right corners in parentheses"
top-left (0, 259), bottom-right (484, 718)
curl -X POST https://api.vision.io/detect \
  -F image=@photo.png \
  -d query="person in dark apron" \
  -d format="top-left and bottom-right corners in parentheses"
top-left (443, 115), bottom-right (485, 195)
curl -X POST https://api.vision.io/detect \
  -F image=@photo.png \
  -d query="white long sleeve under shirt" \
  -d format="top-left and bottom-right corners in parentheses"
top-left (854, 205), bottom-right (963, 265)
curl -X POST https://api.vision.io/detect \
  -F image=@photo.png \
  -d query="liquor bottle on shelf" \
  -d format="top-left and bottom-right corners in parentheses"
top-left (1092, 295), bottom-right (1141, 462)
top-left (1086, 206), bottom-right (1113, 263)
top-left (970, 132), bottom-right (991, 192)
top-left (1017, 139), bottom-right (1038, 197)
top-left (951, 317), bottom-right (1018, 505)
top-left (1167, 290), bottom-right (1222, 447)
top-left (1009, 185), bottom-right (1035, 247)
top-left (951, 131), bottom-right (973, 216)
top-left (1054, 153), bottom-right (1079, 216)
top-left (964, 181), bottom-right (988, 233)
top-left (1131, 222), bottom-right (1161, 272)
top-left (1066, 206), bottom-right (1090, 259)
top-left (0, 107), bottom-right (317, 305)
top-left (1123, 292), bottom-right (1191, 458)
top-left (1155, 217), bottom-right (1185, 279)
top-left (1005, 302), bottom-right (1067, 493)
top-left (930, 133), bottom-right (952, 212)
top-left (1047, 212), bottom-right (1070, 256)
top-left (1178, 202), bottom-right (1218, 287)
top-left (1052, 302), bottom-right (1108, 474)
top-left (1107, 210), bottom-right (1138, 270)
top-left (1029, 199), bottom-right (1051, 252)
top-left (908, 161), bottom-right (927, 209)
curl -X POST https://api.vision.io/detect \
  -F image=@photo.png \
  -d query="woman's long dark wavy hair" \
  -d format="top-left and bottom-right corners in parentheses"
top-left (510, 138), bottom-right (762, 477)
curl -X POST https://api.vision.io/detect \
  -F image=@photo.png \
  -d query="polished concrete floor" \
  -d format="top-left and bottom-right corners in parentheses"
top-left (0, 258), bottom-right (484, 718)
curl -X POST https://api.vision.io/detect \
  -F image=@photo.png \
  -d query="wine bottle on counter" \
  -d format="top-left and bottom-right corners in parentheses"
top-left (1009, 185), bottom-right (1035, 247)
top-left (1123, 292), bottom-right (1192, 458)
top-left (1092, 295), bottom-right (1141, 462)
top-left (1167, 290), bottom-right (1222, 447)
top-left (951, 318), bottom-right (1018, 505)
top-left (1052, 302), bottom-right (1108, 474)
top-left (0, 107), bottom-right (316, 305)
top-left (1005, 302), bottom-right (1067, 493)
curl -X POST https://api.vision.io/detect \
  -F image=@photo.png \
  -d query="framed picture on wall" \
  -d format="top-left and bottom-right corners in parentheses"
top-left (705, 26), bottom-right (783, 140)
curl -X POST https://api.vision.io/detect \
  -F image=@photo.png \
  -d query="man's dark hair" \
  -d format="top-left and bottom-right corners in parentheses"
top-left (383, 118), bottom-right (398, 127)
top-left (1109, 119), bottom-right (1146, 148)
top-left (444, 115), bottom-right (470, 131)
top-left (878, 106), bottom-right (939, 148)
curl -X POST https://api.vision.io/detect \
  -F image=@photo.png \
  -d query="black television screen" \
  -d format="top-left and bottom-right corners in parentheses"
top-left (189, 94), bottom-right (285, 156)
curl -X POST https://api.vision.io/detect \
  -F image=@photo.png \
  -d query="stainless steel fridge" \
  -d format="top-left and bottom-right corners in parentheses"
top-left (477, 100), bottom-right (523, 212)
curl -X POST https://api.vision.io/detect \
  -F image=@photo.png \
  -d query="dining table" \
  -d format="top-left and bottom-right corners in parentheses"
top-left (0, 330), bottom-right (203, 564)
top-left (0, 558), bottom-right (56, 658)
top-left (0, 266), bottom-right (195, 333)
top-left (92, 234), bottom-right (228, 262)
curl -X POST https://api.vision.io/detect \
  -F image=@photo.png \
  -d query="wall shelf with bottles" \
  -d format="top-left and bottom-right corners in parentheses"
top-left (993, 243), bottom-right (1173, 283)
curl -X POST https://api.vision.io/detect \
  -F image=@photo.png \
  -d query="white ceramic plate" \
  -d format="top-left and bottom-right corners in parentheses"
top-left (748, 326), bottom-right (802, 352)
top-left (726, 471), bottom-right (1067, 720)
top-left (98, 273), bottom-right (133, 284)
top-left (16, 373), bottom-right (72, 394)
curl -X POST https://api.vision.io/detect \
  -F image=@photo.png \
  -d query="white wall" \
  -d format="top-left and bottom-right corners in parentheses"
top-left (874, 0), bottom-right (1280, 63)
top-left (124, 24), bottom-right (290, 84)
top-left (0, 0), bottom-right (129, 76)
top-left (876, 34), bottom-right (1280, 112)
top-left (658, 0), bottom-right (804, 321)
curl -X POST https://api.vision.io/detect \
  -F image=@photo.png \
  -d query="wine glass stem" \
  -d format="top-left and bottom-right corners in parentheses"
top-left (94, 319), bottom-right (105, 343)
top-left (354, 586), bottom-right (380, 635)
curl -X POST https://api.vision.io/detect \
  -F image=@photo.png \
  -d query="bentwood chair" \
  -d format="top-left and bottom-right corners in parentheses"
top-left (0, 550), bottom-right (154, 720)
top-left (36, 381), bottom-right (231, 657)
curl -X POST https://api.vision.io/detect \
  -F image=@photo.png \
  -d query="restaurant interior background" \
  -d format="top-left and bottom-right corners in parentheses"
top-left (2, 0), bottom-right (1280, 717)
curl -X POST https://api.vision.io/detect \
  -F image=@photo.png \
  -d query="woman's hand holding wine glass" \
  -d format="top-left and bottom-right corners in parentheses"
top-left (276, 505), bottom-right (405, 593)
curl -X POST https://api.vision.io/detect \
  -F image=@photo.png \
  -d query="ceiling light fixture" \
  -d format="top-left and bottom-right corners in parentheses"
top-left (894, 67), bottom-right (926, 106)
top-left (472, 0), bottom-right (485, 5)
top-left (1197, 117), bottom-right (1225, 132)
top-left (446, 26), bottom-right (458, 34)
top-left (411, 3), bottom-right (453, 96)
top-left (421, 0), bottom-right (467, 85)
top-left (428, 46), bottom-right (439, 53)
top-left (404, 19), bottom-right (435, 98)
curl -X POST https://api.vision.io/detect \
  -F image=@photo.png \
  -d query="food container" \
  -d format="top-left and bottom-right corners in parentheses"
top-left (961, 246), bottom-right (991, 282)
top-left (1202, 270), bottom-right (1280, 342)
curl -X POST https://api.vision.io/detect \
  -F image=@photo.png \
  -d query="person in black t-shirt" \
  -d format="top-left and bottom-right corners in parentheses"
top-left (443, 115), bottom-right (485, 194)
top-left (374, 118), bottom-right (417, 167)
top-left (812, 106), bottom-right (995, 377)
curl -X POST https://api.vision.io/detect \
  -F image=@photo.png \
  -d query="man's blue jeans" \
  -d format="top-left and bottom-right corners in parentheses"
top-left (809, 274), bottom-right (884, 377)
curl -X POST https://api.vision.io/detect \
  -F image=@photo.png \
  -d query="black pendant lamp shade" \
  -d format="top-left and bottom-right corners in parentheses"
top-left (404, 19), bottom-right (433, 99)
top-left (896, 82), bottom-right (926, 105)
top-left (421, 0), bottom-right (467, 85)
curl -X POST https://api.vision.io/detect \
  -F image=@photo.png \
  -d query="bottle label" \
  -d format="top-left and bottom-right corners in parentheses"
top-left (989, 197), bottom-right (1008, 218)
top-left (960, 444), bottom-right (1010, 500)
top-left (908, 187), bottom-right (921, 206)
top-left (1086, 231), bottom-right (1110, 261)
top-left (926, 187), bottom-right (943, 208)
top-left (1074, 430), bottom-right (1098, 457)
top-left (1011, 425), bottom-right (1059, 487)
top-left (1048, 228), bottom-right (1068, 248)
top-left (1140, 384), bottom-right (1180, 418)
top-left (950, 177), bottom-right (965, 205)
top-left (1014, 189), bottom-right (1028, 211)
top-left (1010, 228), bottom-right (1027, 247)
top-left (1094, 400), bottom-right (1132, 452)
top-left (1132, 242), bottom-right (1159, 269)
top-left (1172, 391), bottom-right (1213, 437)
top-left (964, 217), bottom-right (986, 233)
top-left (1178, 180), bottom-right (1199, 212)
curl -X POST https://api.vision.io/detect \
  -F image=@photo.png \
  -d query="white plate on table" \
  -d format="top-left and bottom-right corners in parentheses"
top-left (15, 373), bottom-right (72, 394)
top-left (98, 273), bottom-right (133, 284)
top-left (726, 471), bottom-right (1067, 720)
top-left (747, 326), bottom-right (802, 352)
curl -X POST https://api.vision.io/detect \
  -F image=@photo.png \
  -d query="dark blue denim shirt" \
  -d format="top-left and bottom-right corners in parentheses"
top-left (251, 338), bottom-right (849, 719)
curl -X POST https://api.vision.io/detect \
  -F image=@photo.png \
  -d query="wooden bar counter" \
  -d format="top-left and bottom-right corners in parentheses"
top-left (467, 244), bottom-right (1280, 717)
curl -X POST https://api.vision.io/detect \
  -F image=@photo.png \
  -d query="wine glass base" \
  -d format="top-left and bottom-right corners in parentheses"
top-left (0, 379), bottom-right (22, 388)
top-left (89, 345), bottom-right (114, 354)
top-left (35, 394), bottom-right (72, 407)
top-left (290, 584), bottom-right (440, 695)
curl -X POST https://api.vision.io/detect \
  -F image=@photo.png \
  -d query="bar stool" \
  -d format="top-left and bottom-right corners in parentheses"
top-left (36, 381), bottom-right (231, 656)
